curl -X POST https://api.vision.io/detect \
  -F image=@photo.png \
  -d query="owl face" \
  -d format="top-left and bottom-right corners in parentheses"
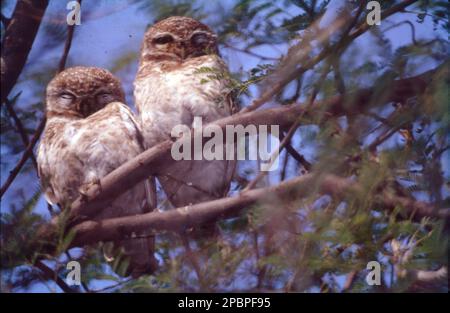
top-left (46, 66), bottom-right (125, 118)
top-left (141, 16), bottom-right (218, 63)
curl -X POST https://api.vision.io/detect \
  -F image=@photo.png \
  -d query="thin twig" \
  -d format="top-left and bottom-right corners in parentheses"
top-left (251, 229), bottom-right (266, 289)
top-left (283, 136), bottom-right (312, 171)
top-left (181, 236), bottom-right (209, 291)
top-left (57, 0), bottom-right (82, 73)
top-left (280, 150), bottom-right (289, 181)
top-left (242, 119), bottom-right (302, 191)
top-left (4, 97), bottom-right (38, 170)
top-left (342, 270), bottom-right (358, 292)
top-left (223, 42), bottom-right (279, 61)
top-left (91, 278), bottom-right (132, 293)
top-left (348, 0), bottom-right (419, 41)
top-left (34, 260), bottom-right (78, 293)
top-left (0, 117), bottom-right (46, 198)
top-left (368, 122), bottom-right (408, 152)
top-left (383, 20), bottom-right (417, 45)
top-left (243, 61), bottom-right (330, 191)
top-left (403, 10), bottom-right (448, 23)
top-left (64, 251), bottom-right (90, 292)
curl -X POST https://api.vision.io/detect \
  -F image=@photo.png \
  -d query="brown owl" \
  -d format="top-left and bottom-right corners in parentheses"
top-left (37, 66), bottom-right (157, 277)
top-left (134, 16), bottom-right (236, 214)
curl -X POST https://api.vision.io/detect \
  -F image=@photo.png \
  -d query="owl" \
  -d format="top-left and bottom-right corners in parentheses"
top-left (37, 66), bottom-right (157, 277)
top-left (134, 16), bottom-right (236, 213)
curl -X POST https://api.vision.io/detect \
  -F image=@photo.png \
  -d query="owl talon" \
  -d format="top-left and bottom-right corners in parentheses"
top-left (78, 190), bottom-right (89, 203)
top-left (92, 177), bottom-right (102, 193)
top-left (78, 178), bottom-right (102, 200)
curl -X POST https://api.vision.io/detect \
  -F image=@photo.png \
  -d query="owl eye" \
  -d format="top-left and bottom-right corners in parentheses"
top-left (96, 92), bottom-right (115, 105)
top-left (58, 92), bottom-right (75, 106)
top-left (191, 32), bottom-right (209, 45)
top-left (153, 35), bottom-right (174, 45)
top-left (60, 92), bottom-right (75, 100)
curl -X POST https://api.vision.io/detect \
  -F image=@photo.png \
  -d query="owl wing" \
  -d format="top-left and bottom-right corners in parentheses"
top-left (112, 102), bottom-right (147, 152)
top-left (99, 102), bottom-right (156, 215)
top-left (87, 102), bottom-right (157, 276)
top-left (37, 121), bottom-right (87, 209)
top-left (37, 102), bottom-right (147, 210)
top-left (80, 102), bottom-right (152, 217)
top-left (37, 147), bottom-right (58, 206)
top-left (159, 58), bottom-right (237, 206)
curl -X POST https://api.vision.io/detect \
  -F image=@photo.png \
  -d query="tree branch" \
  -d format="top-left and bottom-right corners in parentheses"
top-left (409, 266), bottom-right (448, 284)
top-left (1, 0), bottom-right (49, 104)
top-left (4, 97), bottom-right (38, 170)
top-left (34, 260), bottom-right (78, 293)
top-left (0, 117), bottom-right (46, 198)
top-left (348, 0), bottom-right (419, 42)
top-left (383, 21), bottom-right (418, 45)
top-left (342, 270), bottom-right (358, 292)
top-left (57, 0), bottom-right (82, 73)
top-left (0, 12), bottom-right (11, 28)
top-left (285, 143), bottom-right (311, 171)
top-left (37, 174), bottom-right (449, 249)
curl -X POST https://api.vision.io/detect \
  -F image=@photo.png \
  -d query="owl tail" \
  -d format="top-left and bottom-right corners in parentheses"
top-left (122, 236), bottom-right (157, 278)
top-left (122, 177), bottom-right (158, 278)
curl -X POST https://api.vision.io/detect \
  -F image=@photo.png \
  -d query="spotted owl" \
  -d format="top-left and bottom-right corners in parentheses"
top-left (134, 16), bottom-right (236, 211)
top-left (37, 66), bottom-right (157, 277)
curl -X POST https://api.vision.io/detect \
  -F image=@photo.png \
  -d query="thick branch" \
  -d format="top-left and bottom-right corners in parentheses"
top-left (66, 174), bottom-right (449, 247)
top-left (1, 0), bottom-right (49, 104)
top-left (409, 266), bottom-right (448, 284)
top-left (70, 174), bottom-right (322, 246)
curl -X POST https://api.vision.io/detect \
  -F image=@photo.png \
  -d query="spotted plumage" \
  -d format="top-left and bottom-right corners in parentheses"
top-left (37, 66), bottom-right (156, 276)
top-left (134, 16), bottom-right (236, 208)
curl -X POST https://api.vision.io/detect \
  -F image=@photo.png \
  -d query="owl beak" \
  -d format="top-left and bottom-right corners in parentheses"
top-left (75, 102), bottom-right (84, 117)
top-left (179, 46), bottom-right (187, 60)
top-left (177, 41), bottom-right (187, 60)
top-left (76, 99), bottom-right (91, 117)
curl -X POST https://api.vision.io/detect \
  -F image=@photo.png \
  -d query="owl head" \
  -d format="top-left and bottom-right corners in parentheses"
top-left (46, 66), bottom-right (125, 118)
top-left (140, 16), bottom-right (218, 63)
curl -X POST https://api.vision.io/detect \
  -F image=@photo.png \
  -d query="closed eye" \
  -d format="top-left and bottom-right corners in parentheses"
top-left (153, 34), bottom-right (174, 45)
top-left (96, 92), bottom-right (115, 105)
top-left (190, 32), bottom-right (209, 45)
top-left (60, 92), bottom-right (75, 100)
top-left (97, 92), bottom-right (110, 99)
